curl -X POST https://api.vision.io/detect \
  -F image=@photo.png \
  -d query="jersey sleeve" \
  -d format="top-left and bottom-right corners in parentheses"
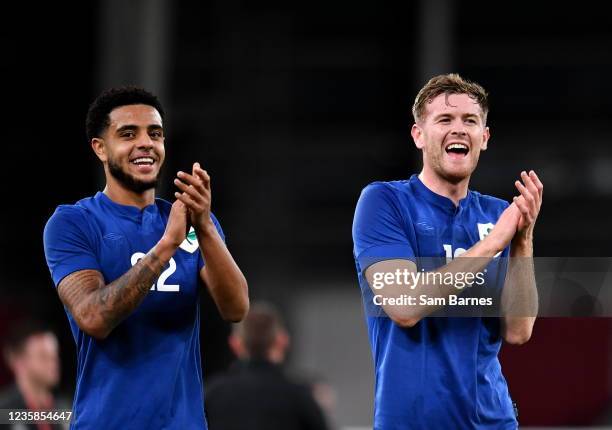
top-left (352, 182), bottom-right (415, 273)
top-left (43, 206), bottom-right (101, 287)
top-left (197, 212), bottom-right (226, 271)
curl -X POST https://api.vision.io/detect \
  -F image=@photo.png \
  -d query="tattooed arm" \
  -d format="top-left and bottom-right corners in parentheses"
top-left (56, 200), bottom-right (189, 340)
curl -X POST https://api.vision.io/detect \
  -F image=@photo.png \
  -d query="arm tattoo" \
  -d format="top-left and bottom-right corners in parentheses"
top-left (58, 250), bottom-right (166, 337)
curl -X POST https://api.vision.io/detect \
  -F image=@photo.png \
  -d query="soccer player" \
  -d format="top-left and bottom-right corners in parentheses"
top-left (43, 87), bottom-right (249, 429)
top-left (352, 74), bottom-right (542, 429)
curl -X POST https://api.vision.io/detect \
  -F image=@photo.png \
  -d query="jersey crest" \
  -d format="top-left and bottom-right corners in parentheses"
top-left (179, 227), bottom-right (199, 253)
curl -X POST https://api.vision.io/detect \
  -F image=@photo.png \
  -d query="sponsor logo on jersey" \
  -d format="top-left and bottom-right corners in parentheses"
top-left (477, 222), bottom-right (501, 257)
top-left (477, 222), bottom-right (494, 241)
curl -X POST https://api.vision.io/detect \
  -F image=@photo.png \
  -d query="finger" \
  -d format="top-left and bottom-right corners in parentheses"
top-left (515, 180), bottom-right (536, 212)
top-left (521, 171), bottom-right (539, 196)
top-left (512, 196), bottom-right (528, 215)
top-left (174, 191), bottom-right (199, 210)
top-left (521, 171), bottom-right (540, 207)
top-left (177, 171), bottom-right (206, 193)
top-left (513, 196), bottom-right (534, 224)
top-left (529, 170), bottom-right (544, 200)
top-left (174, 178), bottom-right (204, 203)
top-left (171, 199), bottom-right (187, 214)
top-left (193, 165), bottom-right (211, 190)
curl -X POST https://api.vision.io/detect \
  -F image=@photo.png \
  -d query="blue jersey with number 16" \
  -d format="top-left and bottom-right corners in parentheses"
top-left (352, 175), bottom-right (517, 430)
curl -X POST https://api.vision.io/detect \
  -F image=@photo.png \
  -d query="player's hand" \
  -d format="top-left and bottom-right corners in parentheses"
top-left (512, 170), bottom-right (543, 241)
top-left (162, 200), bottom-right (189, 248)
top-left (173, 162), bottom-right (214, 232)
top-left (486, 203), bottom-right (521, 253)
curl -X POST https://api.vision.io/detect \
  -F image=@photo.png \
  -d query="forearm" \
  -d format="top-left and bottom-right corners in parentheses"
top-left (196, 221), bottom-right (249, 322)
top-left (501, 237), bottom-right (538, 344)
top-left (61, 239), bottom-right (176, 339)
top-left (370, 237), bottom-right (501, 326)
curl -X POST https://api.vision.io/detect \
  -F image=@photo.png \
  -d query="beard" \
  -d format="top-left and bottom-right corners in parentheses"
top-left (426, 149), bottom-right (480, 185)
top-left (108, 157), bottom-right (160, 193)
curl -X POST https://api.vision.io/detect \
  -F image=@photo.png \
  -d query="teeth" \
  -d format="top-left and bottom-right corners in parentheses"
top-left (132, 157), bottom-right (154, 165)
top-left (447, 143), bottom-right (468, 150)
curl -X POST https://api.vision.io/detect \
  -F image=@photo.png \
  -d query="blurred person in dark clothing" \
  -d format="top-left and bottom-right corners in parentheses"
top-left (205, 302), bottom-right (329, 430)
top-left (0, 321), bottom-right (65, 429)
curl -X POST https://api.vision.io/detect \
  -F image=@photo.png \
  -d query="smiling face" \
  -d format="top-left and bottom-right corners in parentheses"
top-left (411, 93), bottom-right (490, 184)
top-left (92, 104), bottom-right (165, 194)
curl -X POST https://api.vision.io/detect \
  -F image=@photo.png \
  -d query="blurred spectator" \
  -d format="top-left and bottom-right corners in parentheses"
top-left (205, 302), bottom-right (329, 430)
top-left (0, 321), bottom-right (65, 430)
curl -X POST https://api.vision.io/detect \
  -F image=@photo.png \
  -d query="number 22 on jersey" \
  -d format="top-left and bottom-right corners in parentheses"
top-left (130, 252), bottom-right (180, 292)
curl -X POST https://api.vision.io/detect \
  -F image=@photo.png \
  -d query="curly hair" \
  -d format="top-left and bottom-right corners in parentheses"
top-left (85, 86), bottom-right (165, 142)
top-left (412, 73), bottom-right (489, 124)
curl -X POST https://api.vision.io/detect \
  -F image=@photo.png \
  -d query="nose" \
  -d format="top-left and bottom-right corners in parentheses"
top-left (450, 119), bottom-right (467, 136)
top-left (137, 135), bottom-right (155, 150)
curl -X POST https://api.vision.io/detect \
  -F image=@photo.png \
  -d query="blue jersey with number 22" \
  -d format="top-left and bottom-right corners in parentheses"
top-left (44, 191), bottom-right (224, 430)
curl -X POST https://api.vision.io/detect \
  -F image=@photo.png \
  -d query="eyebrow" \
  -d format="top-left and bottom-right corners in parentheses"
top-left (115, 124), bottom-right (164, 133)
top-left (433, 113), bottom-right (480, 120)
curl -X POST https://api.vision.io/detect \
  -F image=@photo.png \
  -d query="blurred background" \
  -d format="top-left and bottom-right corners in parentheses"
top-left (1, 0), bottom-right (611, 428)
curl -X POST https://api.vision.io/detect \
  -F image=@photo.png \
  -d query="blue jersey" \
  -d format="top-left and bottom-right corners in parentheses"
top-left (352, 175), bottom-right (517, 430)
top-left (43, 192), bottom-right (224, 430)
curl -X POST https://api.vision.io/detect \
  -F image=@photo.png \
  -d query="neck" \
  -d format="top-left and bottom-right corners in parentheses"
top-left (16, 374), bottom-right (52, 409)
top-left (103, 178), bottom-right (155, 209)
top-left (418, 167), bottom-right (470, 206)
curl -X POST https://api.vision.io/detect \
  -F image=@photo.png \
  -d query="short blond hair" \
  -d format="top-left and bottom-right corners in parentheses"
top-left (412, 73), bottom-right (489, 124)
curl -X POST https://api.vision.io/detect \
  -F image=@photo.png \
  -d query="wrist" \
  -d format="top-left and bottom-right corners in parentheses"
top-left (157, 236), bottom-right (179, 259)
top-left (481, 234), bottom-right (505, 256)
top-left (511, 235), bottom-right (533, 255)
top-left (195, 217), bottom-right (216, 237)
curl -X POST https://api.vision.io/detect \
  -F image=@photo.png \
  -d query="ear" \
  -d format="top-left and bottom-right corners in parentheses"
top-left (228, 334), bottom-right (246, 359)
top-left (276, 329), bottom-right (290, 352)
top-left (411, 124), bottom-right (424, 149)
top-left (481, 126), bottom-right (490, 151)
top-left (91, 138), bottom-right (107, 162)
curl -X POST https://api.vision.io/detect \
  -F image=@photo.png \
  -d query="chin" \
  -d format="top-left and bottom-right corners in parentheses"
top-left (440, 167), bottom-right (473, 184)
top-left (109, 165), bottom-right (160, 193)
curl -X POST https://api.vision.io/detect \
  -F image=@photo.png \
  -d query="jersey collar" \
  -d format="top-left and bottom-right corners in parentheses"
top-left (95, 191), bottom-right (158, 218)
top-left (410, 174), bottom-right (472, 214)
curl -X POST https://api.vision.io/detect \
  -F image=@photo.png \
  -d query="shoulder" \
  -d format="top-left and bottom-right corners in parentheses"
top-left (45, 198), bottom-right (95, 232)
top-left (356, 179), bottom-right (412, 209)
top-left (355, 179), bottom-right (415, 217)
top-left (360, 179), bottom-right (409, 198)
top-left (0, 385), bottom-right (24, 409)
